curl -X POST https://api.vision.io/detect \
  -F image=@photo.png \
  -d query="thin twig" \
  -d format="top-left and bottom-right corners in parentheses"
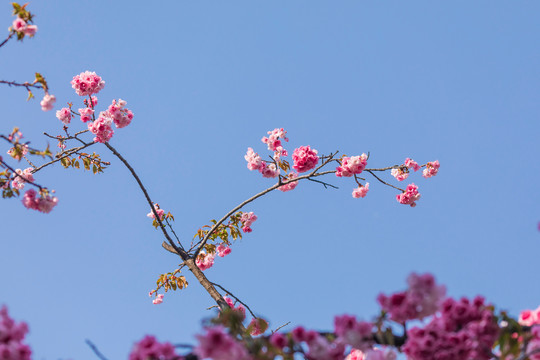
top-left (210, 282), bottom-right (257, 319)
top-left (0, 79), bottom-right (43, 91)
top-left (308, 178), bottom-right (338, 189)
top-left (365, 169), bottom-right (405, 192)
top-left (104, 142), bottom-right (185, 259)
top-left (0, 32), bottom-right (14, 49)
top-left (85, 339), bottom-right (109, 360)
top-left (271, 321), bottom-right (291, 334)
top-left (31, 143), bottom-right (95, 174)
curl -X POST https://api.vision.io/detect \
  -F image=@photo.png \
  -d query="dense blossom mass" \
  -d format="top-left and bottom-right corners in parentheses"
top-left (396, 183), bottom-right (421, 207)
top-left (0, 306), bottom-right (31, 360)
top-left (71, 71), bottom-right (105, 96)
top-left (21, 188), bottom-right (58, 213)
top-left (352, 183), bottom-right (369, 198)
top-left (292, 145), bottom-right (319, 173)
top-left (377, 273), bottom-right (446, 323)
top-left (336, 154), bottom-right (368, 177)
top-left (128, 335), bottom-right (179, 360)
top-left (423, 160), bottom-right (440, 178)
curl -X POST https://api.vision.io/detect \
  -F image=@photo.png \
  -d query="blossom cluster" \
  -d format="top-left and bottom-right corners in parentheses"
top-left (71, 71), bottom-right (105, 97)
top-left (423, 160), bottom-right (440, 178)
top-left (403, 296), bottom-right (499, 360)
top-left (336, 154), bottom-right (368, 177)
top-left (245, 128), bottom-right (320, 192)
top-left (147, 203), bottom-right (165, 221)
top-left (396, 183), bottom-right (421, 207)
top-left (292, 145), bottom-right (319, 173)
top-left (11, 168), bottom-right (33, 190)
top-left (129, 335), bottom-right (180, 360)
top-left (0, 306), bottom-right (32, 360)
top-left (240, 211), bottom-right (257, 233)
top-left (352, 183), bottom-right (369, 198)
top-left (21, 188), bottom-right (58, 213)
top-left (58, 72), bottom-right (134, 143)
top-left (11, 17), bottom-right (37, 38)
top-left (196, 251), bottom-right (216, 271)
top-left (377, 273), bottom-right (446, 323)
top-left (194, 326), bottom-right (250, 360)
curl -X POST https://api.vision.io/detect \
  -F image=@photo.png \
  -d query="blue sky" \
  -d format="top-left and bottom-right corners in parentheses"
top-left (1, 1), bottom-right (539, 359)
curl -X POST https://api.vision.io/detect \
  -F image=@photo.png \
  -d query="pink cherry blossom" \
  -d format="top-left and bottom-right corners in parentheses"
top-left (405, 158), bottom-right (421, 171)
top-left (11, 168), bottom-right (34, 190)
top-left (346, 349), bottom-right (365, 360)
top-left (518, 306), bottom-right (540, 326)
top-left (245, 148), bottom-right (262, 171)
top-left (84, 96), bottom-right (98, 108)
top-left (259, 162), bottom-right (280, 178)
top-left (422, 160), bottom-right (440, 178)
top-left (0, 306), bottom-right (32, 360)
top-left (336, 154), bottom-right (368, 177)
top-left (352, 183), bottom-right (369, 198)
top-left (223, 296), bottom-right (246, 320)
top-left (152, 294), bottom-right (164, 305)
top-left (88, 112), bottom-right (114, 143)
top-left (390, 167), bottom-right (409, 181)
top-left (292, 145), bottom-right (319, 173)
top-left (270, 333), bottom-right (288, 349)
top-left (396, 183), bottom-right (421, 207)
top-left (108, 99), bottom-right (134, 128)
top-left (248, 318), bottom-right (268, 336)
top-left (334, 315), bottom-right (374, 351)
top-left (377, 273), bottom-right (446, 323)
top-left (240, 211), bottom-right (257, 233)
top-left (147, 203), bottom-right (165, 221)
top-left (23, 25), bottom-right (37, 37)
top-left (40, 94), bottom-right (56, 111)
top-left (196, 252), bottom-right (215, 271)
top-left (78, 107), bottom-right (95, 123)
top-left (71, 71), bottom-right (105, 96)
top-left (195, 326), bottom-right (250, 360)
top-left (217, 244), bottom-right (231, 257)
top-left (22, 189), bottom-right (58, 213)
top-left (261, 128), bottom-right (288, 151)
top-left (7, 144), bottom-right (28, 161)
top-left (279, 172), bottom-right (299, 192)
top-left (402, 296), bottom-right (499, 360)
top-left (56, 108), bottom-right (72, 124)
top-left (128, 335), bottom-right (179, 360)
top-left (12, 18), bottom-right (26, 32)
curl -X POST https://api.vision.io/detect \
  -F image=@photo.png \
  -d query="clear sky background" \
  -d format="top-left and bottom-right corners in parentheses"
top-left (1, 1), bottom-right (539, 359)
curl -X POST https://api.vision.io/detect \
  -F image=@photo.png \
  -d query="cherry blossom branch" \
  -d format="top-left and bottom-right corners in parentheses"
top-left (0, 32), bottom-right (14, 48)
top-left (365, 169), bottom-right (405, 192)
top-left (103, 142), bottom-right (184, 259)
top-left (193, 154), bottom-right (338, 257)
top-left (103, 143), bottom-right (232, 312)
top-left (31, 143), bottom-right (95, 174)
top-left (0, 158), bottom-right (45, 190)
top-left (210, 282), bottom-right (257, 319)
top-left (0, 79), bottom-right (43, 91)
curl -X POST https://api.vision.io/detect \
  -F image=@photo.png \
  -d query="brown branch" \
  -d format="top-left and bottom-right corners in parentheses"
top-left (31, 143), bottom-right (95, 174)
top-left (0, 32), bottom-right (14, 49)
top-left (193, 153), bottom-right (339, 257)
top-left (0, 79), bottom-right (43, 91)
top-left (365, 169), bottom-right (405, 192)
